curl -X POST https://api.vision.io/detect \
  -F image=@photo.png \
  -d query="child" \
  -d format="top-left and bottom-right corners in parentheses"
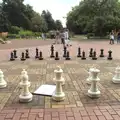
top-left (109, 32), bottom-right (114, 44)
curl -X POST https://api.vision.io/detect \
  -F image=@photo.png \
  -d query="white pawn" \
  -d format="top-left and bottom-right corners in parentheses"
top-left (88, 68), bottom-right (100, 98)
top-left (112, 66), bottom-right (120, 83)
top-left (52, 66), bottom-right (65, 101)
top-left (19, 69), bottom-right (33, 103)
top-left (0, 69), bottom-right (7, 88)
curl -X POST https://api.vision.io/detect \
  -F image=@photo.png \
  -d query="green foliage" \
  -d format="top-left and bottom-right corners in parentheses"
top-left (87, 33), bottom-right (95, 39)
top-left (19, 30), bottom-right (33, 38)
top-left (10, 26), bottom-right (23, 34)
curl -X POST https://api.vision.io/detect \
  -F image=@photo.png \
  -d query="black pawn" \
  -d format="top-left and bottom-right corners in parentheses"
top-left (39, 51), bottom-right (43, 60)
top-left (99, 49), bottom-right (104, 57)
top-left (55, 52), bottom-right (60, 60)
top-left (13, 50), bottom-right (17, 58)
top-left (10, 52), bottom-right (15, 61)
top-left (77, 47), bottom-right (81, 57)
top-left (50, 45), bottom-right (55, 58)
top-left (21, 52), bottom-right (26, 61)
top-left (66, 51), bottom-right (71, 60)
top-left (35, 48), bottom-right (39, 59)
top-left (63, 46), bottom-right (67, 57)
top-left (107, 50), bottom-right (113, 60)
top-left (25, 49), bottom-right (30, 59)
top-left (92, 51), bottom-right (97, 60)
top-left (81, 51), bottom-right (86, 60)
top-left (89, 48), bottom-right (93, 57)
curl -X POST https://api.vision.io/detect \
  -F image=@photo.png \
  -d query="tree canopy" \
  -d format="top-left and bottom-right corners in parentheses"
top-left (66, 0), bottom-right (120, 36)
top-left (0, 0), bottom-right (63, 33)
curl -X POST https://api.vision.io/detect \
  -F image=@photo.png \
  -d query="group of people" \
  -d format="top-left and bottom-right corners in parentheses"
top-left (109, 30), bottom-right (120, 44)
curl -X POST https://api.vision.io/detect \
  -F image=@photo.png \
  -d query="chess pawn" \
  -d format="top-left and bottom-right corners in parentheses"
top-left (39, 51), bottom-right (43, 60)
top-left (77, 47), bottom-right (81, 57)
top-left (25, 49), bottom-right (30, 59)
top-left (21, 52), bottom-right (26, 61)
top-left (99, 49), bottom-right (104, 57)
top-left (66, 51), bottom-right (71, 60)
top-left (13, 50), bottom-right (17, 58)
top-left (112, 66), bottom-right (120, 83)
top-left (88, 68), bottom-right (100, 98)
top-left (81, 51), bottom-right (86, 60)
top-left (50, 45), bottom-right (55, 58)
top-left (35, 48), bottom-right (39, 59)
top-left (107, 50), bottom-right (113, 60)
top-left (19, 69), bottom-right (33, 102)
top-left (63, 46), bottom-right (67, 57)
top-left (0, 69), bottom-right (7, 88)
top-left (52, 66), bottom-right (65, 101)
top-left (55, 52), bottom-right (60, 60)
top-left (89, 48), bottom-right (93, 57)
top-left (92, 51), bottom-right (97, 60)
top-left (10, 52), bottom-right (15, 61)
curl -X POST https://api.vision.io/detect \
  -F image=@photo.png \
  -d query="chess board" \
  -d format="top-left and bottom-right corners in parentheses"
top-left (0, 57), bottom-right (120, 109)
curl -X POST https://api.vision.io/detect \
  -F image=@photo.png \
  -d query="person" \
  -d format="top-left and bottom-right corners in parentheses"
top-left (54, 30), bottom-right (60, 44)
top-left (60, 30), bottom-right (65, 46)
top-left (41, 33), bottom-right (45, 40)
top-left (117, 30), bottom-right (120, 43)
top-left (109, 31), bottom-right (114, 45)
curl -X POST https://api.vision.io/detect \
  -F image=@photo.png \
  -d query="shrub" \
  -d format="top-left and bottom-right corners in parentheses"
top-left (10, 26), bottom-right (23, 34)
top-left (87, 33), bottom-right (95, 39)
top-left (19, 30), bottom-right (33, 38)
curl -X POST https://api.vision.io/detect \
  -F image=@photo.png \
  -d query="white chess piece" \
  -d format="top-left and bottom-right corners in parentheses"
top-left (0, 69), bottom-right (7, 88)
top-left (52, 66), bottom-right (65, 101)
top-left (112, 66), bottom-right (120, 83)
top-left (88, 68), bottom-right (100, 98)
top-left (19, 69), bottom-right (33, 102)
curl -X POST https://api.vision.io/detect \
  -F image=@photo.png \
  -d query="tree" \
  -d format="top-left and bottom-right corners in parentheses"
top-left (55, 20), bottom-right (63, 30)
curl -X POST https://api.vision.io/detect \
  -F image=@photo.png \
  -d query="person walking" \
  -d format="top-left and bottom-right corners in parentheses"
top-left (117, 30), bottom-right (120, 44)
top-left (109, 31), bottom-right (114, 45)
top-left (60, 30), bottom-right (65, 47)
top-left (55, 30), bottom-right (60, 44)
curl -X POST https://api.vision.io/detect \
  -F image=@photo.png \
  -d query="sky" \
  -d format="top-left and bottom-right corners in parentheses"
top-left (0, 0), bottom-right (80, 27)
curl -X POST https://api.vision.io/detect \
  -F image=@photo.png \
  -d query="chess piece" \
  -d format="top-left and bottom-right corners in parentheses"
top-left (35, 48), bottom-right (39, 59)
top-left (88, 68), bottom-right (100, 98)
top-left (81, 51), bottom-right (86, 60)
top-left (112, 66), bottom-right (120, 83)
top-left (13, 50), bottom-right (17, 58)
top-left (19, 69), bottom-right (33, 102)
top-left (66, 51), bottom-right (71, 60)
top-left (25, 49), bottom-right (30, 59)
top-left (0, 69), bottom-right (7, 88)
top-left (52, 66), bottom-right (65, 101)
top-left (39, 51), bottom-right (43, 60)
top-left (92, 50), bottom-right (97, 60)
top-left (77, 47), bottom-right (81, 57)
top-left (63, 46), bottom-right (67, 57)
top-left (86, 68), bottom-right (94, 84)
top-left (55, 52), bottom-right (60, 60)
top-left (50, 45), bottom-right (55, 58)
top-left (10, 52), bottom-right (15, 61)
top-left (21, 52), bottom-right (26, 61)
top-left (99, 49), bottom-right (104, 57)
top-left (107, 50), bottom-right (113, 60)
top-left (89, 48), bottom-right (93, 57)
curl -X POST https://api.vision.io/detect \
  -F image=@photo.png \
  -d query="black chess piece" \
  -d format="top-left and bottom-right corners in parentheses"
top-left (55, 52), bottom-right (60, 60)
top-left (107, 50), bottom-right (113, 60)
top-left (92, 51), bottom-right (97, 60)
top-left (13, 50), bottom-right (17, 58)
top-left (10, 52), bottom-right (15, 61)
top-left (63, 46), bottom-right (67, 57)
top-left (50, 45), bottom-right (55, 58)
top-left (77, 47), bottom-right (81, 57)
top-left (25, 49), bottom-right (30, 59)
top-left (81, 51), bottom-right (86, 60)
top-left (35, 48), bottom-right (39, 59)
top-left (89, 48), bottom-right (93, 57)
top-left (39, 51), bottom-right (43, 60)
top-left (99, 49), bottom-right (104, 57)
top-left (66, 51), bottom-right (71, 60)
top-left (21, 52), bottom-right (26, 61)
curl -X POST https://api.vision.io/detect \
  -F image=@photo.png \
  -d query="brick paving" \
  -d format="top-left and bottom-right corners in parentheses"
top-left (0, 40), bottom-right (120, 119)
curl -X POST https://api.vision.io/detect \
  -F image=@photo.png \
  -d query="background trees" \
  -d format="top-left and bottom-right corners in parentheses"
top-left (66, 0), bottom-right (120, 36)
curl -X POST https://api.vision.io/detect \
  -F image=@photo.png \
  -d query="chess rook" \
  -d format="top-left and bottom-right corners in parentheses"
top-left (50, 45), bottom-right (55, 58)
top-left (13, 50), bottom-right (17, 58)
top-left (10, 52), bottom-right (15, 61)
top-left (19, 69), bottom-right (33, 102)
top-left (88, 68), bottom-right (100, 98)
top-left (25, 49), bottom-right (30, 59)
top-left (55, 52), bottom-right (60, 60)
top-left (77, 47), bottom-right (81, 57)
top-left (99, 49), bottom-right (104, 57)
top-left (21, 52), bottom-right (26, 61)
top-left (81, 51), bottom-right (86, 60)
top-left (63, 46), bottom-right (67, 57)
top-left (107, 50), bottom-right (113, 60)
top-left (35, 48), bottom-right (39, 59)
top-left (39, 51), bottom-right (43, 60)
top-left (52, 66), bottom-right (65, 101)
top-left (0, 69), bottom-right (7, 88)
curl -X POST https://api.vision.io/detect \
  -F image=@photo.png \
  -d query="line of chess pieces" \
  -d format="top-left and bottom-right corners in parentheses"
top-left (9, 45), bottom-right (113, 61)
top-left (0, 65), bottom-right (120, 103)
